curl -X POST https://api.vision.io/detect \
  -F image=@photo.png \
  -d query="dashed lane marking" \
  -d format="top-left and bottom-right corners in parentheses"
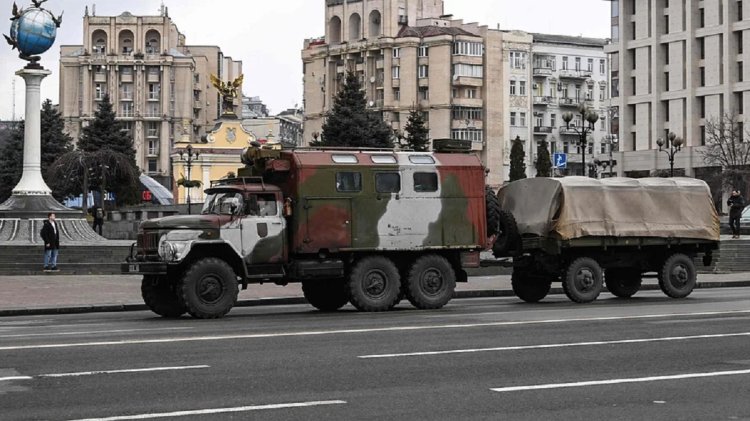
top-left (490, 369), bottom-right (750, 392)
top-left (2, 309), bottom-right (750, 352)
top-left (38, 365), bottom-right (210, 378)
top-left (66, 400), bottom-right (348, 420)
top-left (358, 331), bottom-right (750, 359)
top-left (0, 327), bottom-right (192, 339)
top-left (0, 376), bottom-right (32, 382)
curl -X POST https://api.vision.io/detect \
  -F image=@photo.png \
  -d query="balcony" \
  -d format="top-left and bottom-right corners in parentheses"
top-left (452, 119), bottom-right (484, 130)
top-left (118, 111), bottom-right (135, 118)
top-left (193, 101), bottom-right (203, 110)
top-left (533, 126), bottom-right (553, 134)
top-left (533, 67), bottom-right (554, 77)
top-left (146, 129), bottom-right (159, 138)
top-left (193, 82), bottom-right (202, 91)
top-left (533, 96), bottom-right (553, 105)
top-left (452, 76), bottom-right (484, 87)
top-left (143, 112), bottom-right (162, 119)
top-left (559, 97), bottom-right (589, 107)
top-left (559, 69), bottom-right (593, 80)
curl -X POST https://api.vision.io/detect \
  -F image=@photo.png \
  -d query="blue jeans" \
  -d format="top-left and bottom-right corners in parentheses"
top-left (44, 249), bottom-right (58, 268)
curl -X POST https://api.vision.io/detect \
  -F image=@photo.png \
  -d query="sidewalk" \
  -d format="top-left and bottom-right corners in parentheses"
top-left (2, 272), bottom-right (750, 317)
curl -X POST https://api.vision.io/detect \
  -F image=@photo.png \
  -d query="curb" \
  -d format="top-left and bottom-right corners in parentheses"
top-left (2, 280), bottom-right (750, 318)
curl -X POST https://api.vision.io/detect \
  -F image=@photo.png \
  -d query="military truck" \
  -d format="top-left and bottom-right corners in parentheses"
top-left (491, 177), bottom-right (721, 304)
top-left (123, 141), bottom-right (500, 318)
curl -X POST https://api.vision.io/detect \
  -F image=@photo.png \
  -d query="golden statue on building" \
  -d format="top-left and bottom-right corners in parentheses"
top-left (210, 73), bottom-right (243, 116)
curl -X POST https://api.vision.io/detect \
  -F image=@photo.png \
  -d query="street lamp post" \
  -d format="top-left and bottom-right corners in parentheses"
top-left (656, 132), bottom-right (684, 177)
top-left (178, 144), bottom-right (200, 215)
top-left (561, 103), bottom-right (599, 177)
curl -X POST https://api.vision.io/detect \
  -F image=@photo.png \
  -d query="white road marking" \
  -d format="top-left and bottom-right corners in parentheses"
top-left (38, 365), bottom-right (209, 378)
top-left (490, 369), bottom-right (750, 392)
top-left (0, 376), bottom-right (32, 382)
top-left (358, 331), bottom-right (750, 359)
top-left (0, 327), bottom-right (192, 339)
top-left (2, 309), bottom-right (749, 352)
top-left (67, 400), bottom-right (347, 420)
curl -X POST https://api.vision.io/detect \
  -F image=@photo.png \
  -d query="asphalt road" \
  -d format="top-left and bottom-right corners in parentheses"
top-left (1, 288), bottom-right (750, 420)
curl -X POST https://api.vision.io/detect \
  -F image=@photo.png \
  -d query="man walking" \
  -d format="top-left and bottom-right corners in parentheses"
top-left (727, 190), bottom-right (746, 239)
top-left (91, 205), bottom-right (105, 236)
top-left (40, 212), bottom-right (60, 272)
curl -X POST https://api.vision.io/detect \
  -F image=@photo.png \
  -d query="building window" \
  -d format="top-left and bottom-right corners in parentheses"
top-left (94, 83), bottom-right (106, 100)
top-left (510, 51), bottom-right (527, 69)
top-left (600, 59), bottom-right (606, 74)
top-left (738, 32), bottom-right (744, 54)
top-left (510, 80), bottom-right (517, 95)
top-left (452, 88), bottom-right (458, 98)
top-left (120, 102), bottom-right (134, 117)
top-left (699, 7), bottom-right (705, 27)
top-left (147, 159), bottom-right (157, 174)
top-left (519, 80), bottom-right (526, 96)
top-left (699, 37), bottom-right (705, 59)
top-left (146, 121), bottom-right (159, 138)
top-left (562, 56), bottom-right (568, 70)
top-left (510, 112), bottom-right (517, 126)
top-left (451, 128), bottom-right (483, 142)
top-left (453, 64), bottom-right (484, 78)
top-left (466, 88), bottom-right (478, 99)
top-left (600, 86), bottom-right (606, 100)
top-left (418, 45), bottom-right (429, 57)
top-left (519, 112), bottom-right (527, 126)
top-left (452, 107), bottom-right (483, 120)
top-left (551, 113), bottom-right (557, 127)
top-left (536, 115), bottom-right (543, 127)
top-left (700, 67), bottom-right (705, 86)
top-left (392, 66), bottom-right (400, 79)
top-left (419, 87), bottom-right (429, 100)
top-left (575, 57), bottom-right (581, 71)
top-left (393, 88), bottom-right (400, 101)
top-left (587, 58), bottom-right (594, 72)
top-left (453, 41), bottom-right (484, 56)
top-left (148, 140), bottom-right (158, 156)
top-left (393, 47), bottom-right (400, 58)
top-left (120, 121), bottom-right (133, 137)
top-left (148, 83), bottom-right (160, 100)
top-left (418, 65), bottom-right (429, 78)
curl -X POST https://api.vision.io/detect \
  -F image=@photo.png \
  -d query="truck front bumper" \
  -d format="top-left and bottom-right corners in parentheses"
top-left (121, 262), bottom-right (168, 275)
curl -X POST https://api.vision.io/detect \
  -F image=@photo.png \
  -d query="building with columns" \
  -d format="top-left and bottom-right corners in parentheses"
top-left (605, 0), bottom-right (750, 201)
top-left (59, 8), bottom-right (242, 187)
top-left (302, 0), bottom-right (609, 185)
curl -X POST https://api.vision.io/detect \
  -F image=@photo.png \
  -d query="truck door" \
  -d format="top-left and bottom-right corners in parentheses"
top-left (240, 193), bottom-right (286, 264)
top-left (302, 198), bottom-right (352, 253)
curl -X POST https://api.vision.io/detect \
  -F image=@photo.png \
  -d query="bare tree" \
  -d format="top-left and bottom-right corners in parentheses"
top-left (700, 112), bottom-right (750, 193)
top-left (47, 149), bottom-right (139, 215)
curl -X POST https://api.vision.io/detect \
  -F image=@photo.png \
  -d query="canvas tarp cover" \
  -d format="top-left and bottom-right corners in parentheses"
top-left (497, 177), bottom-right (720, 241)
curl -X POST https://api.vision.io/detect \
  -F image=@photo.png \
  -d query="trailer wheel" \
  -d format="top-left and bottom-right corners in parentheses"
top-left (511, 270), bottom-right (552, 303)
top-left (605, 269), bottom-right (642, 298)
top-left (348, 256), bottom-right (401, 312)
top-left (181, 258), bottom-right (239, 319)
top-left (485, 186), bottom-right (501, 237)
top-left (563, 257), bottom-right (603, 303)
top-left (405, 254), bottom-right (456, 309)
top-left (658, 253), bottom-right (697, 298)
top-left (492, 210), bottom-right (520, 257)
top-left (302, 280), bottom-right (349, 312)
top-left (141, 275), bottom-right (186, 318)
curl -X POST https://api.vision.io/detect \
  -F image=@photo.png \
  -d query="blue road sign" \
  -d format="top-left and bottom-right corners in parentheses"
top-left (553, 153), bottom-right (567, 169)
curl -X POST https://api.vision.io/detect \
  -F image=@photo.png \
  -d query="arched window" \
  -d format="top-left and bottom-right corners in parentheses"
top-left (349, 13), bottom-right (361, 41)
top-left (329, 16), bottom-right (342, 44)
top-left (118, 30), bottom-right (134, 55)
top-left (91, 30), bottom-right (107, 54)
top-left (145, 29), bottom-right (161, 54)
top-left (369, 10), bottom-right (382, 37)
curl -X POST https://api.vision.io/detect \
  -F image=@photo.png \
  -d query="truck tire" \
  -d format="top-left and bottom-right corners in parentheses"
top-left (605, 269), bottom-right (642, 298)
top-left (405, 254), bottom-right (456, 309)
top-left (563, 257), bottom-right (603, 303)
top-left (511, 270), bottom-right (552, 303)
top-left (141, 275), bottom-right (186, 318)
top-left (658, 253), bottom-right (697, 298)
top-left (302, 280), bottom-right (349, 312)
top-left (180, 258), bottom-right (239, 319)
top-left (492, 210), bottom-right (520, 257)
top-left (485, 186), bottom-right (501, 237)
top-left (347, 256), bottom-right (401, 312)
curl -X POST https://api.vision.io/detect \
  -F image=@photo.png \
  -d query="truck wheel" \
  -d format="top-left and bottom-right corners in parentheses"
top-left (511, 270), bottom-right (552, 303)
top-left (348, 256), bottom-right (401, 312)
top-left (563, 257), bottom-right (603, 303)
top-left (658, 253), bottom-right (697, 298)
top-left (485, 186), bottom-right (501, 237)
top-left (605, 269), bottom-right (642, 298)
top-left (141, 275), bottom-right (186, 318)
top-left (181, 258), bottom-right (239, 319)
top-left (405, 255), bottom-right (456, 309)
top-left (302, 280), bottom-right (349, 312)
top-left (492, 210), bottom-right (520, 257)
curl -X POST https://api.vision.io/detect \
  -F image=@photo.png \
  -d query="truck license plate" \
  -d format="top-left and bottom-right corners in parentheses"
top-left (129, 264), bottom-right (139, 273)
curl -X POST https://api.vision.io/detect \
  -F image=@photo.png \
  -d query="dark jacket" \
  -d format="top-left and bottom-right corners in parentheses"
top-left (728, 195), bottom-right (746, 215)
top-left (40, 220), bottom-right (60, 250)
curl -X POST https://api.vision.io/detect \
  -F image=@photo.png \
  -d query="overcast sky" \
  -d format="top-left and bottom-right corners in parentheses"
top-left (0, 0), bottom-right (610, 120)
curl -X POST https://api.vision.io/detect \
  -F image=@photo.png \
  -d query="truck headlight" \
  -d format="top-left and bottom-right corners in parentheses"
top-left (158, 238), bottom-right (191, 262)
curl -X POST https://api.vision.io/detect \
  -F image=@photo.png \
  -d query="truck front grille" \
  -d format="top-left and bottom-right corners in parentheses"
top-left (138, 232), bottom-right (160, 254)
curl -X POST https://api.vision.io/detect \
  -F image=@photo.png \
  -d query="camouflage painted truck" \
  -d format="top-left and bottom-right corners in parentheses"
top-left (491, 177), bottom-right (721, 304)
top-left (122, 140), bottom-right (500, 318)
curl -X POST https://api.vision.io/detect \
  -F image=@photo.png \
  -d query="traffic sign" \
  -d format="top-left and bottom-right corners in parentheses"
top-left (553, 153), bottom-right (567, 169)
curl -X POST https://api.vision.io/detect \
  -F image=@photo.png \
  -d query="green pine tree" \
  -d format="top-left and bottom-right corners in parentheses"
top-left (535, 140), bottom-right (552, 177)
top-left (319, 71), bottom-right (393, 148)
top-left (509, 136), bottom-right (527, 182)
top-left (0, 122), bottom-right (23, 203)
top-left (78, 94), bottom-right (140, 205)
top-left (404, 109), bottom-right (430, 151)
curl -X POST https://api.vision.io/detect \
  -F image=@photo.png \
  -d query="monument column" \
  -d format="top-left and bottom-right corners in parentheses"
top-left (12, 67), bottom-right (52, 196)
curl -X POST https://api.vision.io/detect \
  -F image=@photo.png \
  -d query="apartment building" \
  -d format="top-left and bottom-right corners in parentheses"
top-left (59, 8), bottom-right (242, 184)
top-left (605, 0), bottom-right (749, 194)
top-left (302, 0), bottom-right (609, 185)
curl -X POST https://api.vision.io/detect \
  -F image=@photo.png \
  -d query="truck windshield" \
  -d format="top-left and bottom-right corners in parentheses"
top-left (201, 192), bottom-right (244, 215)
